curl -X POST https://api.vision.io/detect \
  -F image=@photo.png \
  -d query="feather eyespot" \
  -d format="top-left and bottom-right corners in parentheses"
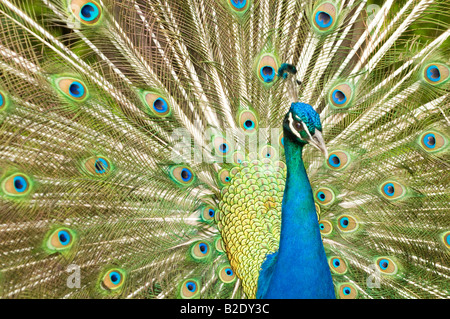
top-left (329, 84), bottom-right (353, 108)
top-left (319, 220), bottom-right (333, 235)
top-left (419, 131), bottom-right (447, 152)
top-left (218, 265), bottom-right (236, 283)
top-left (257, 55), bottom-right (278, 84)
top-left (213, 136), bottom-right (233, 157)
top-left (180, 279), bottom-right (200, 299)
top-left (329, 256), bottom-right (347, 274)
top-left (423, 63), bottom-right (449, 85)
top-left (47, 228), bottom-right (76, 251)
top-left (56, 77), bottom-right (88, 101)
top-left (338, 283), bottom-right (358, 299)
top-left (102, 269), bottom-right (125, 290)
top-left (191, 241), bottom-right (211, 260)
top-left (326, 151), bottom-right (350, 170)
top-left (2, 173), bottom-right (32, 197)
top-left (232, 151), bottom-right (245, 165)
top-left (84, 156), bottom-right (111, 177)
top-left (239, 110), bottom-right (258, 133)
top-left (314, 187), bottom-right (335, 205)
top-left (169, 165), bottom-right (195, 186)
top-left (375, 257), bottom-right (397, 275)
top-left (380, 181), bottom-right (405, 200)
top-left (144, 93), bottom-right (171, 117)
top-left (201, 205), bottom-right (216, 222)
top-left (337, 215), bottom-right (358, 233)
top-left (218, 169), bottom-right (231, 186)
top-left (70, 0), bottom-right (102, 25)
top-left (260, 145), bottom-right (278, 160)
top-left (313, 3), bottom-right (337, 32)
top-left (228, 0), bottom-right (250, 13)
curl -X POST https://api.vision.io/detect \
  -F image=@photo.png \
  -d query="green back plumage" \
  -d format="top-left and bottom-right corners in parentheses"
top-left (0, 0), bottom-right (449, 299)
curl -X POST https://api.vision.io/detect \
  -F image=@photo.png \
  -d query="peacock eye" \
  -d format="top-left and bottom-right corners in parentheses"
top-left (144, 93), bottom-right (171, 117)
top-left (2, 173), bottom-right (32, 196)
top-left (169, 165), bottom-right (195, 186)
top-left (337, 215), bottom-right (358, 233)
top-left (70, 0), bottom-right (102, 25)
top-left (201, 205), bottom-right (216, 222)
top-left (213, 136), bottom-right (233, 157)
top-left (380, 181), bottom-right (405, 200)
top-left (329, 256), bottom-right (347, 274)
top-left (379, 259), bottom-right (389, 269)
top-left (102, 269), bottom-right (126, 290)
top-left (261, 66), bottom-right (275, 82)
top-left (375, 257), bottom-right (397, 274)
top-left (332, 90), bottom-right (346, 104)
top-left (56, 77), bottom-right (88, 101)
top-left (153, 98), bottom-right (168, 113)
top-left (419, 131), bottom-right (446, 152)
top-left (191, 241), bottom-right (211, 259)
top-left (84, 156), bottom-right (112, 177)
top-left (187, 282), bottom-right (196, 291)
top-left (232, 151), bottom-right (245, 165)
top-left (257, 54), bottom-right (278, 84)
top-left (181, 169), bottom-right (192, 181)
top-left (327, 151), bottom-right (350, 170)
top-left (220, 143), bottom-right (228, 153)
top-left (339, 283), bottom-right (358, 299)
top-left (47, 228), bottom-right (76, 251)
top-left (239, 110), bottom-right (258, 134)
top-left (80, 3), bottom-right (99, 21)
top-left (315, 187), bottom-right (335, 206)
top-left (260, 145), bottom-right (277, 160)
top-left (180, 279), bottom-right (200, 298)
top-left (57, 230), bottom-right (70, 245)
top-left (313, 2), bottom-right (337, 32)
top-left (329, 83), bottom-right (353, 109)
top-left (318, 220), bottom-right (333, 235)
top-left (423, 63), bottom-right (449, 85)
top-left (219, 265), bottom-right (236, 283)
top-left (218, 169), bottom-right (231, 186)
top-left (228, 0), bottom-right (250, 13)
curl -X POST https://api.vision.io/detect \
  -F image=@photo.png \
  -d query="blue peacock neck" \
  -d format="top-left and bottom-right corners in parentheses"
top-left (263, 131), bottom-right (335, 298)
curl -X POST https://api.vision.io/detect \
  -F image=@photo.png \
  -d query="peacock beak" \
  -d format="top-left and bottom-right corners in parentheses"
top-left (307, 130), bottom-right (328, 159)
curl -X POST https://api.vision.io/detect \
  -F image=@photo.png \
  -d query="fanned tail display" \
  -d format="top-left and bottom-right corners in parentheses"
top-left (0, 0), bottom-right (448, 299)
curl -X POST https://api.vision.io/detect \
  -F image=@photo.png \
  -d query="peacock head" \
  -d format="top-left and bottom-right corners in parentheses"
top-left (283, 102), bottom-right (328, 157)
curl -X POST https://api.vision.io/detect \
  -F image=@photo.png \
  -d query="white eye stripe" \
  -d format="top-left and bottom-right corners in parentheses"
top-left (288, 112), bottom-right (310, 142)
top-left (288, 113), bottom-right (303, 140)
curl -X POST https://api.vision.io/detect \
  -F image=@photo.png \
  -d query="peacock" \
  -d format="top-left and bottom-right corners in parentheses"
top-left (0, 0), bottom-right (449, 300)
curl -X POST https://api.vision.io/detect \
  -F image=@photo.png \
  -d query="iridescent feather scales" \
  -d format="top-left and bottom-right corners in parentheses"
top-left (0, 0), bottom-right (448, 299)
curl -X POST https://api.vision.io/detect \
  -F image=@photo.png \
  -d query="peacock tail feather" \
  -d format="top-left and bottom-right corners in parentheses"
top-left (0, 0), bottom-right (449, 299)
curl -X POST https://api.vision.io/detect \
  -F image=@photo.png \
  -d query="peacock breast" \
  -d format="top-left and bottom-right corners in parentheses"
top-left (216, 156), bottom-right (286, 298)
